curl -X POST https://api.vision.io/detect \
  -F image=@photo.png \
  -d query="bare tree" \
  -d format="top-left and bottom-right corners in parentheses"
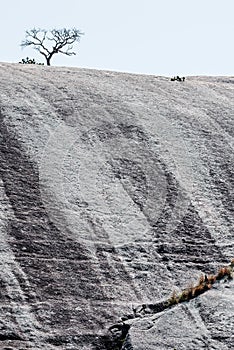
top-left (21, 28), bottom-right (84, 66)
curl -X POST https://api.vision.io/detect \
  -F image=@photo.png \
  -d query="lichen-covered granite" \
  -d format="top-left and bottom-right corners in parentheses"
top-left (0, 63), bottom-right (233, 349)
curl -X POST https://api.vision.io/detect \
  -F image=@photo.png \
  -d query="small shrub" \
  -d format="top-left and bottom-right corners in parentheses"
top-left (19, 57), bottom-right (44, 65)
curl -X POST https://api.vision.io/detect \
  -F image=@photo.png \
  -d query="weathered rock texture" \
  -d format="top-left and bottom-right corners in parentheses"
top-left (0, 63), bottom-right (233, 349)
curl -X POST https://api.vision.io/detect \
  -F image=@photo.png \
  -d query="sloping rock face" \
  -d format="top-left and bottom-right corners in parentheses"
top-left (0, 63), bottom-right (233, 349)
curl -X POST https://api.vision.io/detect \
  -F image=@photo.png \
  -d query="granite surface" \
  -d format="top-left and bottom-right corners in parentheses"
top-left (0, 63), bottom-right (233, 349)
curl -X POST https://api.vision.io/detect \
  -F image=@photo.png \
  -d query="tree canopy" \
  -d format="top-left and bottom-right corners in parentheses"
top-left (21, 28), bottom-right (84, 66)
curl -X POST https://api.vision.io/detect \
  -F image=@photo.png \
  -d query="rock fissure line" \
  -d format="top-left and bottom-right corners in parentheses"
top-left (109, 260), bottom-right (234, 350)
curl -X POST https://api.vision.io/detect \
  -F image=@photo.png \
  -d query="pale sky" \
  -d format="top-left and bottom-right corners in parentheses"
top-left (1, 0), bottom-right (234, 76)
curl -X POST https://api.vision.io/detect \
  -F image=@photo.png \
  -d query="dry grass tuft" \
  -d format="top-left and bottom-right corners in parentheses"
top-left (216, 266), bottom-right (232, 280)
top-left (207, 275), bottom-right (216, 284)
top-left (168, 290), bottom-right (179, 305)
top-left (167, 259), bottom-right (233, 307)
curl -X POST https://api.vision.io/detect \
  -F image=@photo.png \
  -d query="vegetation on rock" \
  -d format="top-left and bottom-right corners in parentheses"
top-left (167, 259), bottom-right (234, 306)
